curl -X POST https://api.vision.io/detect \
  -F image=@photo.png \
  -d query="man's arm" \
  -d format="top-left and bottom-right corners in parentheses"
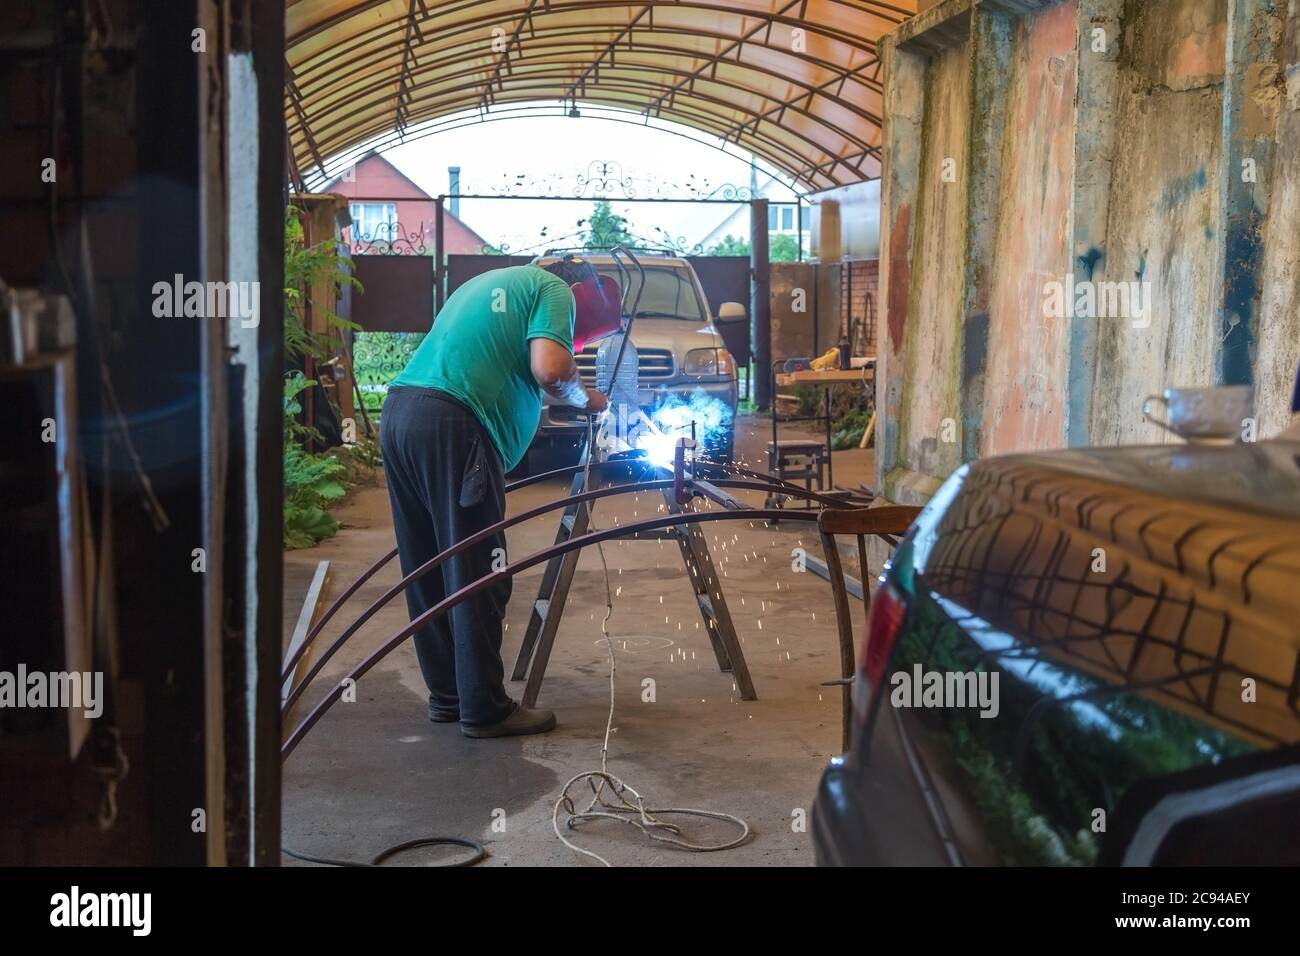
top-left (529, 338), bottom-right (609, 412)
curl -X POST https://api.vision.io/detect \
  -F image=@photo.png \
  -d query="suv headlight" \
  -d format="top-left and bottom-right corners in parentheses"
top-left (685, 348), bottom-right (736, 376)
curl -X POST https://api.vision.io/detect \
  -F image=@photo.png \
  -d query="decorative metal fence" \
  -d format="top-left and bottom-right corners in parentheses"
top-left (351, 331), bottom-right (425, 414)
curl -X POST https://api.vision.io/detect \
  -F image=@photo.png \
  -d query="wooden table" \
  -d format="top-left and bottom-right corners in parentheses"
top-left (774, 364), bottom-right (875, 387)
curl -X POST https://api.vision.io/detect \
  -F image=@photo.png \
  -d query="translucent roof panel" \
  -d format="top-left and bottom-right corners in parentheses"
top-left (285, 1), bottom-right (916, 192)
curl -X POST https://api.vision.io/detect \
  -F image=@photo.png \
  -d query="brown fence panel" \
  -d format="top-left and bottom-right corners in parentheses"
top-left (351, 255), bottom-right (435, 333)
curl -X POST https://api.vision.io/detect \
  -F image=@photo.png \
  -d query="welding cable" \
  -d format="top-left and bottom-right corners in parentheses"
top-left (548, 419), bottom-right (750, 866)
top-left (282, 836), bottom-right (485, 868)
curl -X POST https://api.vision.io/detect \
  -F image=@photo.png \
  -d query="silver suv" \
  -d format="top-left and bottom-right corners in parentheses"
top-left (525, 252), bottom-right (746, 470)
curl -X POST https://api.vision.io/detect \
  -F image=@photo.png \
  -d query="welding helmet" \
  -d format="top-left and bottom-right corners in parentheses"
top-left (539, 255), bottom-right (622, 351)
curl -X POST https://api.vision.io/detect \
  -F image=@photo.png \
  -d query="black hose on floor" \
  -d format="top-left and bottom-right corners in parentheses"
top-left (282, 836), bottom-right (486, 867)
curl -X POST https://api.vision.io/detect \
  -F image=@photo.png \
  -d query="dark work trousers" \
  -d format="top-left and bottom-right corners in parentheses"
top-left (380, 386), bottom-right (514, 726)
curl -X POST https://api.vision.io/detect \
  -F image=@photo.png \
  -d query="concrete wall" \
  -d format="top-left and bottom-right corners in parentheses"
top-left (878, 0), bottom-right (1300, 503)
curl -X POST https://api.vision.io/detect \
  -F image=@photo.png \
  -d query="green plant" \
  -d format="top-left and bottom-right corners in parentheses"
top-left (581, 200), bottom-right (638, 251)
top-left (284, 206), bottom-right (364, 362)
top-left (281, 207), bottom-right (375, 549)
top-left (282, 372), bottom-right (349, 548)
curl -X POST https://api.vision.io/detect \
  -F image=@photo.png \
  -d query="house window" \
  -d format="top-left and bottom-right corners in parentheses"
top-left (781, 206), bottom-right (794, 231)
top-left (768, 206), bottom-right (778, 231)
top-left (349, 203), bottom-right (398, 242)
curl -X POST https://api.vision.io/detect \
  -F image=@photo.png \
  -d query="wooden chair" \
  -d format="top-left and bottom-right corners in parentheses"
top-left (817, 506), bottom-right (923, 752)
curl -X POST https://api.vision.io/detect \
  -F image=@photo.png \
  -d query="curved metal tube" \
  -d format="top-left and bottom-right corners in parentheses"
top-left (287, 546), bottom-right (400, 681)
top-left (283, 476), bottom-right (841, 706)
top-left (288, 459), bottom-right (860, 683)
top-left (282, 507), bottom-right (818, 759)
top-left (283, 479), bottom-right (674, 710)
top-left (286, 458), bottom-right (646, 678)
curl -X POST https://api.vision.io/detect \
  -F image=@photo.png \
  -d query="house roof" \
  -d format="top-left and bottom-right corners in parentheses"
top-left (285, 1), bottom-right (915, 193)
top-left (325, 151), bottom-right (489, 246)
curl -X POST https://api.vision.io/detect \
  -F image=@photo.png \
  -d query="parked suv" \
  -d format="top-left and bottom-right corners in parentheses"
top-left (813, 436), bottom-right (1300, 866)
top-left (523, 252), bottom-right (745, 472)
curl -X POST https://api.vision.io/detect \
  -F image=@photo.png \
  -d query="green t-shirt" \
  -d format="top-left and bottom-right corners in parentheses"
top-left (391, 265), bottom-right (574, 470)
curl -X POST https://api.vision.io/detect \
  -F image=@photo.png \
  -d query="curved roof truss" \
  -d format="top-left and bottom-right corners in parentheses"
top-left (286, 1), bottom-right (915, 193)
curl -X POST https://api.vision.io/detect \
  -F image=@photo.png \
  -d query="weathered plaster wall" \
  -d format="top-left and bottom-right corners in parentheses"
top-left (982, 1), bottom-right (1078, 456)
top-left (878, 0), bottom-right (1300, 503)
top-left (1090, 0), bottom-right (1226, 446)
top-left (898, 44), bottom-right (972, 487)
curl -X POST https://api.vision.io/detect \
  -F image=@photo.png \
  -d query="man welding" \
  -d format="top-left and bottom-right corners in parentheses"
top-left (380, 258), bottom-right (621, 737)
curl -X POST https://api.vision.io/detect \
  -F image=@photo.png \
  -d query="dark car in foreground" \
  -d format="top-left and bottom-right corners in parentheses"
top-left (813, 438), bottom-right (1300, 866)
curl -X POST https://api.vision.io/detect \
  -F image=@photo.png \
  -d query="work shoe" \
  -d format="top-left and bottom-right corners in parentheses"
top-left (427, 696), bottom-right (459, 723)
top-left (461, 703), bottom-right (556, 738)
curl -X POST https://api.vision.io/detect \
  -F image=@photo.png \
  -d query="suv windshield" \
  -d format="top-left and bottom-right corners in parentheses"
top-left (595, 264), bottom-right (705, 322)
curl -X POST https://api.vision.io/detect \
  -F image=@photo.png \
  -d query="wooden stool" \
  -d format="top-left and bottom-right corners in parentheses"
top-left (766, 439), bottom-right (827, 508)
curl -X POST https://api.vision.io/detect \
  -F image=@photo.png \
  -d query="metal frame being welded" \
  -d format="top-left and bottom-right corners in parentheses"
top-left (511, 440), bottom-right (754, 706)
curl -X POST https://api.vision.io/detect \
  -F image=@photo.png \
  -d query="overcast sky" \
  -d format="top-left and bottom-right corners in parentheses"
top-left (377, 106), bottom-right (801, 254)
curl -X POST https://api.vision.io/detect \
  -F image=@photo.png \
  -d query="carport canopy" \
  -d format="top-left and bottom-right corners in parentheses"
top-left (285, 1), bottom-right (915, 193)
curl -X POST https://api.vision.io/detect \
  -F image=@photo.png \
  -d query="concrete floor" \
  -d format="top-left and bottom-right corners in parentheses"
top-left (282, 415), bottom-right (873, 866)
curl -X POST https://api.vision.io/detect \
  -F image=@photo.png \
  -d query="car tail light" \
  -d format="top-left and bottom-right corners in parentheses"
top-left (861, 581), bottom-right (907, 688)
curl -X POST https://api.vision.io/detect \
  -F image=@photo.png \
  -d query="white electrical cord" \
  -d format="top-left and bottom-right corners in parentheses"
top-left (550, 417), bottom-right (750, 866)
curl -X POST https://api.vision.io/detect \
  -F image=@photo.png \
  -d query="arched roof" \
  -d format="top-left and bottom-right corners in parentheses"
top-left (285, 1), bottom-right (915, 193)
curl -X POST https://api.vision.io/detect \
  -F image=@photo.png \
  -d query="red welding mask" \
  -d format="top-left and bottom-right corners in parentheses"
top-left (570, 273), bottom-right (622, 352)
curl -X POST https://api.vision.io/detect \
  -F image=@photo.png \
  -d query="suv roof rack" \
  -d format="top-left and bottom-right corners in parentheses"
top-left (536, 246), bottom-right (685, 259)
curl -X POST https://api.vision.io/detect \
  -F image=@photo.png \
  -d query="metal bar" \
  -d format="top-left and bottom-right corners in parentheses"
top-left (642, 0), bottom-right (804, 117)
top-left (343, 193), bottom-right (803, 205)
top-left (563, 3), bottom-right (653, 102)
top-left (284, 66), bottom-right (327, 180)
top-left (751, 199), bottom-right (771, 410)
top-left (287, 0), bottom-right (900, 63)
top-left (292, 28), bottom-right (883, 126)
top-left (513, 464), bottom-right (596, 683)
top-left (667, 489), bottom-right (756, 699)
top-left (805, 552), bottom-right (863, 601)
top-left (434, 195), bottom-right (445, 312)
top-left (284, 476), bottom-right (674, 713)
top-left (302, 102), bottom-right (839, 194)
top-left (282, 560), bottom-right (331, 703)
top-left (305, 73), bottom-right (866, 175)
top-left (283, 507), bottom-right (819, 757)
top-left (284, 474), bottom-right (839, 713)
top-left (818, 531), bottom-right (856, 751)
top-left (477, 0), bottom-right (544, 112)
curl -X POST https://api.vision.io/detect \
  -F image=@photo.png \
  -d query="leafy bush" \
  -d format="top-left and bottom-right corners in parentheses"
top-left (282, 207), bottom-right (374, 550)
top-left (283, 372), bottom-right (349, 549)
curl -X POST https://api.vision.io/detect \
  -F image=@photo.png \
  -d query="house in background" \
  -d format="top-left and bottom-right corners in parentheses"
top-left (324, 152), bottom-right (487, 255)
